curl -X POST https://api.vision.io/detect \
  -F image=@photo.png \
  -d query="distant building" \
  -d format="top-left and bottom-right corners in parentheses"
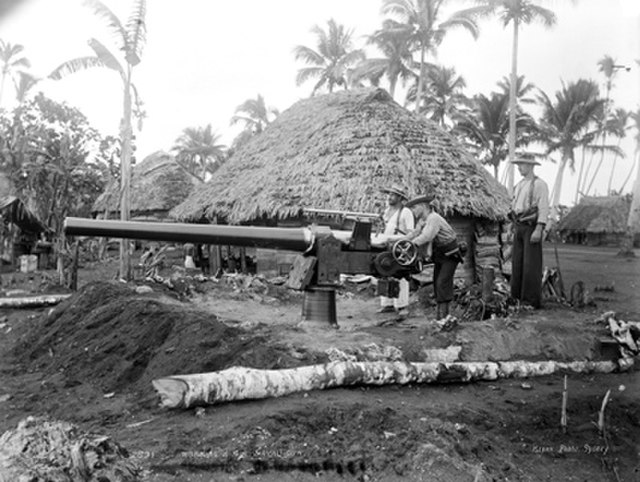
top-left (0, 195), bottom-right (47, 269)
top-left (92, 151), bottom-right (200, 221)
top-left (559, 195), bottom-right (639, 247)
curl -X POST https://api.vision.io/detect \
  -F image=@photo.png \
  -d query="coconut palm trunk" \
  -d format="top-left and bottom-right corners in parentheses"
top-left (506, 17), bottom-right (519, 195)
top-left (415, 43), bottom-right (426, 113)
top-left (574, 148), bottom-right (587, 204)
top-left (618, 156), bottom-right (640, 256)
top-left (549, 155), bottom-right (570, 226)
top-left (606, 140), bottom-right (622, 194)
top-left (119, 65), bottom-right (133, 279)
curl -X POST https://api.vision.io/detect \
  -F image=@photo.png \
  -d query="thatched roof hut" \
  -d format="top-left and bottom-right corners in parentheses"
top-left (559, 195), bottom-right (638, 246)
top-left (93, 151), bottom-right (199, 221)
top-left (171, 89), bottom-right (510, 284)
top-left (171, 88), bottom-right (509, 224)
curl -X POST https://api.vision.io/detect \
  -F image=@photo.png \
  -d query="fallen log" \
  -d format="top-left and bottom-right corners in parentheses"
top-left (0, 293), bottom-right (72, 309)
top-left (152, 359), bottom-right (618, 409)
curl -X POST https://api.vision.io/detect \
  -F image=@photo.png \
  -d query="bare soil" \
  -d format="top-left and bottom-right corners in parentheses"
top-left (0, 243), bottom-right (639, 481)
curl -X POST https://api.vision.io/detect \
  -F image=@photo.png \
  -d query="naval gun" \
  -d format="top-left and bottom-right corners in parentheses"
top-left (63, 216), bottom-right (423, 327)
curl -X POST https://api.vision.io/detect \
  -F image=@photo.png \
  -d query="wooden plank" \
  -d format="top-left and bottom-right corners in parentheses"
top-left (286, 255), bottom-right (316, 290)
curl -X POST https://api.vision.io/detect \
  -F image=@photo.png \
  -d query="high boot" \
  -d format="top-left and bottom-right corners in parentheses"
top-left (436, 302), bottom-right (450, 320)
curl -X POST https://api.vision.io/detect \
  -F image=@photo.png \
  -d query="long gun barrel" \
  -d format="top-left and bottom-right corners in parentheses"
top-left (64, 217), bottom-right (314, 252)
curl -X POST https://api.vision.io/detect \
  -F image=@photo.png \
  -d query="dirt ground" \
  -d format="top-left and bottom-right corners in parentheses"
top-left (0, 243), bottom-right (639, 481)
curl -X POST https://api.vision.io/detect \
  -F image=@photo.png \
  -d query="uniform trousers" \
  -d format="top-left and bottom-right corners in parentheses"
top-left (510, 222), bottom-right (543, 308)
top-left (380, 277), bottom-right (409, 309)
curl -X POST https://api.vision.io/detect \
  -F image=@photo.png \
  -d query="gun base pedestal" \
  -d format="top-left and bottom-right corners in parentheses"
top-left (302, 286), bottom-right (338, 328)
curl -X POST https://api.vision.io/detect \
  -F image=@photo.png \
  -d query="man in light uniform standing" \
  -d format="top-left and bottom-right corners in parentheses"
top-left (510, 158), bottom-right (549, 308)
top-left (378, 184), bottom-right (414, 316)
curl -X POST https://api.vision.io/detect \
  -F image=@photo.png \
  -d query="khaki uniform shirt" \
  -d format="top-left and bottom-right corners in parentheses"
top-left (512, 176), bottom-right (550, 225)
top-left (383, 206), bottom-right (414, 236)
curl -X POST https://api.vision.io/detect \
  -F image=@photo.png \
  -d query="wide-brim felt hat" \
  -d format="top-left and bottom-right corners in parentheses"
top-left (405, 193), bottom-right (435, 208)
top-left (380, 184), bottom-right (408, 200)
top-left (511, 158), bottom-right (540, 166)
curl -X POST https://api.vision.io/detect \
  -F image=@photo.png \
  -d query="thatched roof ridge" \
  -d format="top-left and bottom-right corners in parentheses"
top-left (93, 151), bottom-right (199, 216)
top-left (171, 88), bottom-right (509, 224)
top-left (559, 195), bottom-right (633, 233)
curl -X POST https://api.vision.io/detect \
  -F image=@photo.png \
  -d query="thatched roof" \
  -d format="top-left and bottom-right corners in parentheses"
top-left (171, 88), bottom-right (509, 224)
top-left (92, 151), bottom-right (199, 217)
top-left (0, 195), bottom-right (47, 233)
top-left (559, 195), bottom-right (634, 233)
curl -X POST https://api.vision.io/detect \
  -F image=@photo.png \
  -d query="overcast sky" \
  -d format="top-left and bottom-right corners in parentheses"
top-left (1, 0), bottom-right (639, 207)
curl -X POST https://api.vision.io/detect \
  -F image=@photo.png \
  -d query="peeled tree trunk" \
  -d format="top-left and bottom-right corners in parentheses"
top-left (152, 360), bottom-right (618, 409)
top-left (0, 293), bottom-right (72, 308)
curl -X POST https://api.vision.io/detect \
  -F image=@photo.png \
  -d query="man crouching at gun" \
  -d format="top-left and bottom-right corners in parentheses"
top-left (508, 157), bottom-right (550, 309)
top-left (399, 193), bottom-right (466, 321)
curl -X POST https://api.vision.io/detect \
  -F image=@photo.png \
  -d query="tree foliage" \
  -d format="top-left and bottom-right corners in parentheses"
top-left (293, 18), bottom-right (365, 94)
top-left (0, 93), bottom-right (111, 235)
top-left (172, 124), bottom-right (227, 183)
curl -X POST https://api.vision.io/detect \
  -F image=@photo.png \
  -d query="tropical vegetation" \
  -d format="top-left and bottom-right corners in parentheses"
top-left (48, 0), bottom-right (147, 279)
top-left (0, 0), bottom-right (638, 263)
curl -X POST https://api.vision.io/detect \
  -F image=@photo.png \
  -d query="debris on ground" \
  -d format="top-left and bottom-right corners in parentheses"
top-left (0, 416), bottom-right (140, 481)
top-left (597, 311), bottom-right (640, 370)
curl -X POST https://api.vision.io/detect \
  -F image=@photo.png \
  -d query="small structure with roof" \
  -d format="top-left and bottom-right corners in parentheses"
top-left (92, 151), bottom-right (199, 221)
top-left (558, 195), bottom-right (639, 247)
top-left (0, 195), bottom-right (47, 270)
top-left (171, 88), bottom-right (510, 283)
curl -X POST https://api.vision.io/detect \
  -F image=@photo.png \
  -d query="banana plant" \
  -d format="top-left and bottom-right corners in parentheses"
top-left (49, 0), bottom-right (147, 280)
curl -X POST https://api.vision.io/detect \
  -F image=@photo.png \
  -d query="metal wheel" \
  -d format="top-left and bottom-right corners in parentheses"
top-left (391, 240), bottom-right (418, 266)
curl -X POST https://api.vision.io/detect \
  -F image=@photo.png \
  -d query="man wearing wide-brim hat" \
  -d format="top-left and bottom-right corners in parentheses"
top-left (377, 183), bottom-right (414, 316)
top-left (401, 193), bottom-right (462, 320)
top-left (509, 157), bottom-right (549, 309)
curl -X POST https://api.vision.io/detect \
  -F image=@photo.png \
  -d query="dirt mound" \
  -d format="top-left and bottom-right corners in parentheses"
top-left (0, 416), bottom-right (139, 481)
top-left (15, 281), bottom-right (321, 394)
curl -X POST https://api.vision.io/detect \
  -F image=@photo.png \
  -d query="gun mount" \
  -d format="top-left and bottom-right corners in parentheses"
top-left (64, 217), bottom-right (422, 327)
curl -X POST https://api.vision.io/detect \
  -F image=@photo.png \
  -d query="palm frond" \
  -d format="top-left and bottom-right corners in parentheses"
top-left (88, 38), bottom-right (124, 75)
top-left (292, 45), bottom-right (324, 65)
top-left (125, 0), bottom-right (146, 66)
top-left (296, 67), bottom-right (323, 86)
top-left (48, 56), bottom-right (107, 80)
top-left (82, 0), bottom-right (127, 51)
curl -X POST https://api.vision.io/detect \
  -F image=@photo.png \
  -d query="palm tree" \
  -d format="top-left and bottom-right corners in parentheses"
top-left (381, 0), bottom-right (487, 114)
top-left (456, 92), bottom-right (509, 178)
top-left (537, 79), bottom-right (606, 227)
top-left (456, 89), bottom-right (537, 178)
top-left (619, 108), bottom-right (640, 193)
top-left (172, 124), bottom-right (226, 183)
top-left (407, 64), bottom-right (468, 127)
top-left (293, 19), bottom-right (365, 95)
top-left (230, 94), bottom-right (278, 152)
top-left (497, 74), bottom-right (536, 105)
top-left (604, 108), bottom-right (630, 194)
top-left (618, 108), bottom-right (640, 256)
top-left (582, 56), bottom-right (629, 197)
top-left (13, 71), bottom-right (38, 104)
top-left (49, 0), bottom-right (146, 280)
top-left (351, 19), bottom-right (416, 99)
top-left (231, 94), bottom-right (278, 135)
top-left (479, 0), bottom-right (556, 194)
top-left (0, 40), bottom-right (31, 105)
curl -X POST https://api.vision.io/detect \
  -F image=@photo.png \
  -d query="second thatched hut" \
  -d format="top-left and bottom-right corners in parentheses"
top-left (171, 88), bottom-right (510, 283)
top-left (93, 151), bottom-right (199, 221)
top-left (558, 195), bottom-right (639, 247)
